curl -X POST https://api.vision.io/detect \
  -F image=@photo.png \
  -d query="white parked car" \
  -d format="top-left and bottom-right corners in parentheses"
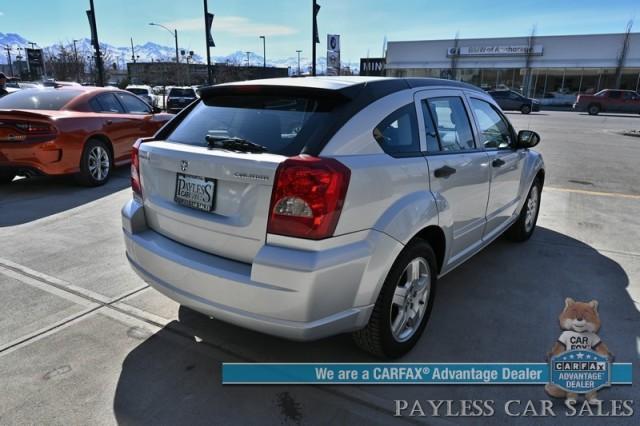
top-left (122, 77), bottom-right (545, 358)
top-left (126, 85), bottom-right (157, 107)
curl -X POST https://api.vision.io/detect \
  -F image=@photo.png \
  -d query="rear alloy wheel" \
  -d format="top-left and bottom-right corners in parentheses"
top-left (0, 171), bottom-right (16, 184)
top-left (521, 104), bottom-right (532, 114)
top-left (76, 139), bottom-right (112, 186)
top-left (507, 180), bottom-right (542, 242)
top-left (588, 104), bottom-right (600, 115)
top-left (353, 240), bottom-right (437, 358)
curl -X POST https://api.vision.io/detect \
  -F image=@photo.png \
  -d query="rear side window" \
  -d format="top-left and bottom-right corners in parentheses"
top-left (167, 95), bottom-right (338, 156)
top-left (0, 89), bottom-right (82, 110)
top-left (372, 103), bottom-right (420, 156)
top-left (426, 97), bottom-right (475, 152)
top-left (90, 93), bottom-right (125, 113)
top-left (116, 93), bottom-right (151, 114)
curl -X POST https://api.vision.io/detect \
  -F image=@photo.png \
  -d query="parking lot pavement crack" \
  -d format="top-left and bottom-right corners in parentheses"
top-left (0, 306), bottom-right (101, 355)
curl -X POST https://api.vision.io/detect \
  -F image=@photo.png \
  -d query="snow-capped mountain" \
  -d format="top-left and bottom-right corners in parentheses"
top-left (0, 32), bottom-right (29, 47)
top-left (0, 32), bottom-right (358, 72)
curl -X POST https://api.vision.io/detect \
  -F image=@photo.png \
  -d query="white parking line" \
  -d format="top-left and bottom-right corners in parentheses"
top-left (0, 257), bottom-right (111, 304)
top-left (0, 265), bottom-right (99, 308)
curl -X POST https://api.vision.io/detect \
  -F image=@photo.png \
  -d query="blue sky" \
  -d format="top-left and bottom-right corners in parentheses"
top-left (0, 0), bottom-right (639, 62)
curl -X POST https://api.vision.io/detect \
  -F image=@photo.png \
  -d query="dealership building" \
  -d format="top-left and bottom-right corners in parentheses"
top-left (385, 33), bottom-right (640, 97)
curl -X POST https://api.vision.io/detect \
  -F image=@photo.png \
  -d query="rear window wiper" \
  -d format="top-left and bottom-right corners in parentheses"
top-left (205, 135), bottom-right (268, 153)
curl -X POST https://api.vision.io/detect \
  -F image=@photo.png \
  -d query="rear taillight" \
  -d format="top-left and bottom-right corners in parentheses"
top-left (268, 156), bottom-right (351, 240)
top-left (0, 120), bottom-right (58, 143)
top-left (131, 139), bottom-right (143, 199)
top-left (14, 122), bottom-right (57, 134)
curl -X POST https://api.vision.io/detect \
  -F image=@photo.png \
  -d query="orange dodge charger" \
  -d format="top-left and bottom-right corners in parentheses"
top-left (0, 86), bottom-right (174, 186)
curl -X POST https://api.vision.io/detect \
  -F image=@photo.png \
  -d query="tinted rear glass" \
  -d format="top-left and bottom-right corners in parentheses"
top-left (0, 89), bottom-right (82, 110)
top-left (167, 95), bottom-right (337, 156)
top-left (127, 88), bottom-right (148, 95)
top-left (169, 88), bottom-right (196, 97)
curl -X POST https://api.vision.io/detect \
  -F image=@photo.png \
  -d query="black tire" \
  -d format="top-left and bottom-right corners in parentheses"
top-left (587, 104), bottom-right (600, 115)
top-left (353, 240), bottom-right (438, 359)
top-left (0, 171), bottom-right (16, 184)
top-left (75, 138), bottom-right (113, 187)
top-left (520, 104), bottom-right (531, 114)
top-left (507, 179), bottom-right (542, 242)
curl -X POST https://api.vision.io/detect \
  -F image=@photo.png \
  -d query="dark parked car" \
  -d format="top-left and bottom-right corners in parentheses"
top-left (488, 90), bottom-right (540, 114)
top-left (166, 87), bottom-right (198, 114)
top-left (573, 89), bottom-right (640, 115)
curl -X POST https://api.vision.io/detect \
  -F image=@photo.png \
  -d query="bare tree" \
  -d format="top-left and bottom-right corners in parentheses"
top-left (46, 43), bottom-right (75, 81)
top-left (614, 19), bottom-right (633, 89)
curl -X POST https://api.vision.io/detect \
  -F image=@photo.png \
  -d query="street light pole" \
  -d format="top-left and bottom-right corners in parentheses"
top-left (260, 36), bottom-right (266, 67)
top-left (130, 37), bottom-right (136, 63)
top-left (3, 45), bottom-right (13, 76)
top-left (296, 50), bottom-right (302, 76)
top-left (88, 0), bottom-right (105, 86)
top-left (174, 30), bottom-right (180, 66)
top-left (312, 0), bottom-right (320, 76)
top-left (72, 39), bottom-right (80, 82)
top-left (150, 22), bottom-right (180, 84)
top-left (246, 51), bottom-right (251, 67)
top-left (203, 0), bottom-right (213, 85)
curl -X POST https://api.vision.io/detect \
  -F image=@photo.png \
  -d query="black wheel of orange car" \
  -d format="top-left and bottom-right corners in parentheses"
top-left (0, 171), bottom-right (16, 184)
top-left (507, 179), bottom-right (542, 242)
top-left (521, 104), bottom-right (531, 114)
top-left (587, 104), bottom-right (600, 115)
top-left (76, 138), bottom-right (113, 187)
top-left (353, 240), bottom-right (437, 359)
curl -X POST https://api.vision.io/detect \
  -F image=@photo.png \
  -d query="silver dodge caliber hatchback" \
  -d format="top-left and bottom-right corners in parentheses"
top-left (122, 77), bottom-right (544, 358)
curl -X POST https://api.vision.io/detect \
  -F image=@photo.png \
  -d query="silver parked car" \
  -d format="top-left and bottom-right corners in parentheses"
top-left (122, 77), bottom-right (544, 358)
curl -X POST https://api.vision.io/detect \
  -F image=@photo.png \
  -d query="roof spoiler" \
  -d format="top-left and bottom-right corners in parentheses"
top-left (198, 84), bottom-right (353, 102)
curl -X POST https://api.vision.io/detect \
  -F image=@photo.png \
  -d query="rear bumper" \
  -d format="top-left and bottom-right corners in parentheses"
top-left (531, 103), bottom-right (541, 112)
top-left (0, 139), bottom-right (79, 175)
top-left (122, 199), bottom-right (402, 341)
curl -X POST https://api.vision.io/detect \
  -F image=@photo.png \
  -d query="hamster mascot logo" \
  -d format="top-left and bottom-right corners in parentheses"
top-left (545, 298), bottom-right (614, 404)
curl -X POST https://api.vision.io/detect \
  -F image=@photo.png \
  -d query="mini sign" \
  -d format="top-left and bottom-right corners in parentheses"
top-left (360, 58), bottom-right (386, 76)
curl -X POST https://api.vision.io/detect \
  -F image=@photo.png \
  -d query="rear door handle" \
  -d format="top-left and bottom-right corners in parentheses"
top-left (106, 120), bottom-right (113, 125)
top-left (434, 165), bottom-right (457, 178)
top-left (492, 158), bottom-right (506, 167)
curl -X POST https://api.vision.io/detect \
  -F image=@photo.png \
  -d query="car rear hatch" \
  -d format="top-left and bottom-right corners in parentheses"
top-left (137, 84), bottom-right (350, 264)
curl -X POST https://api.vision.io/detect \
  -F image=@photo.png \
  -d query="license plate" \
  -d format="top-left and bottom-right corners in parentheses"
top-left (174, 173), bottom-right (216, 212)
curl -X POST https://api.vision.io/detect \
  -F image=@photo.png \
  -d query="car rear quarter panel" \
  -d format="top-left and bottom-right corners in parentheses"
top-left (322, 89), bottom-right (440, 245)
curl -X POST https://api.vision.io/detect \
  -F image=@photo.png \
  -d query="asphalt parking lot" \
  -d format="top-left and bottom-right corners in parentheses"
top-left (0, 110), bottom-right (639, 425)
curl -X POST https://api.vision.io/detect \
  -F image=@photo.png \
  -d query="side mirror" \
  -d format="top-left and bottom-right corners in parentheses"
top-left (152, 106), bottom-right (162, 114)
top-left (517, 130), bottom-right (540, 148)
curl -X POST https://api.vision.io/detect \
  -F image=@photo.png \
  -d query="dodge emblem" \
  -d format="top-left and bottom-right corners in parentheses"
top-left (180, 160), bottom-right (189, 172)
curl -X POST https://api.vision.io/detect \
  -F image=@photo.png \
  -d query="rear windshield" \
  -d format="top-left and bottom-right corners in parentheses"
top-left (169, 88), bottom-right (196, 97)
top-left (127, 88), bottom-right (148, 95)
top-left (167, 95), bottom-right (336, 156)
top-left (0, 89), bottom-right (82, 110)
